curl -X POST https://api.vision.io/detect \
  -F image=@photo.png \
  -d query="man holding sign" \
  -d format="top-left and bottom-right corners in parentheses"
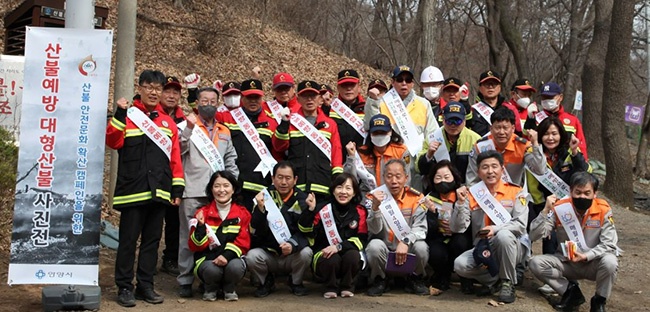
top-left (453, 150), bottom-right (529, 304)
top-left (247, 162), bottom-right (316, 297)
top-left (529, 172), bottom-right (618, 312)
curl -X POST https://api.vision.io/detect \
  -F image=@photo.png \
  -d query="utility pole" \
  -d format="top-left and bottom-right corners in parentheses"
top-left (65, 0), bottom-right (95, 29)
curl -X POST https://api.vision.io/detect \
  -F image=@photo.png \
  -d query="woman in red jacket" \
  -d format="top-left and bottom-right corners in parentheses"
top-left (189, 171), bottom-right (251, 302)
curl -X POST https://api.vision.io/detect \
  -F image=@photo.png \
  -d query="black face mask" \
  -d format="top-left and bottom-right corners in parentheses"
top-left (197, 105), bottom-right (217, 120)
top-left (433, 181), bottom-right (457, 195)
top-left (572, 197), bottom-right (593, 212)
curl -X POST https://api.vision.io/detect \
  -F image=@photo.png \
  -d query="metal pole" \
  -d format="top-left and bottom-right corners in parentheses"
top-left (65, 0), bottom-right (95, 29)
top-left (108, 0), bottom-right (137, 208)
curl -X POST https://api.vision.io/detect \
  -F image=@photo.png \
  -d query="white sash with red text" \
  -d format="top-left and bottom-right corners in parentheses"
top-left (127, 107), bottom-right (172, 159)
top-left (382, 89), bottom-right (423, 156)
top-left (231, 108), bottom-right (277, 177)
top-left (353, 152), bottom-right (377, 190)
top-left (190, 126), bottom-right (225, 173)
top-left (472, 102), bottom-right (493, 125)
top-left (319, 204), bottom-right (343, 246)
top-left (189, 218), bottom-right (221, 250)
top-left (290, 113), bottom-right (332, 160)
top-left (535, 111), bottom-right (549, 124)
top-left (370, 185), bottom-right (411, 241)
top-left (266, 100), bottom-right (283, 124)
top-left (330, 98), bottom-right (367, 138)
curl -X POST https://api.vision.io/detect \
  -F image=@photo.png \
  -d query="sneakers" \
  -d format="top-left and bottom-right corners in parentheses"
top-left (538, 284), bottom-right (556, 296)
top-left (202, 291), bottom-right (217, 301)
top-left (289, 283), bottom-right (309, 296)
top-left (134, 287), bottom-right (164, 304)
top-left (515, 263), bottom-right (525, 286)
top-left (160, 258), bottom-right (180, 276)
top-left (366, 277), bottom-right (387, 297)
top-left (498, 280), bottom-right (516, 303)
top-left (475, 280), bottom-right (501, 297)
top-left (254, 275), bottom-right (276, 298)
top-left (179, 284), bottom-right (193, 298)
top-left (341, 290), bottom-right (354, 298)
top-left (405, 275), bottom-right (429, 296)
top-left (117, 288), bottom-right (136, 307)
top-left (460, 278), bottom-right (475, 295)
top-left (323, 291), bottom-right (337, 299)
top-left (553, 282), bottom-right (585, 311)
top-left (224, 291), bottom-right (239, 301)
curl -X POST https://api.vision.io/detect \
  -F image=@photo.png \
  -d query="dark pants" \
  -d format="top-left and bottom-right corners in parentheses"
top-left (314, 249), bottom-right (361, 292)
top-left (163, 204), bottom-right (179, 262)
top-left (115, 202), bottom-right (167, 291)
top-left (241, 189), bottom-right (258, 213)
top-left (529, 202), bottom-right (558, 255)
top-left (427, 231), bottom-right (473, 286)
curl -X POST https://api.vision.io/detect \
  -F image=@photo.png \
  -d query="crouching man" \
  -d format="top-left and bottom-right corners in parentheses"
top-left (529, 172), bottom-right (618, 312)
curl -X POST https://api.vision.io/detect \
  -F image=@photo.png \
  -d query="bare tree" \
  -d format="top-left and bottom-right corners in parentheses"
top-left (419, 0), bottom-right (436, 71)
top-left (496, 0), bottom-right (530, 78)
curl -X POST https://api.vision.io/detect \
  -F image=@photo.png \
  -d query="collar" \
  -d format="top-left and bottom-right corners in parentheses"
top-left (487, 134), bottom-right (516, 152)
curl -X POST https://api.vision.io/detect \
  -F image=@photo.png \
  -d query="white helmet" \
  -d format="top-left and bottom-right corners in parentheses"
top-left (420, 66), bottom-right (444, 83)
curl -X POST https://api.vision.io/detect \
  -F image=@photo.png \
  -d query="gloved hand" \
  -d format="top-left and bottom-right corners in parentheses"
top-left (459, 83), bottom-right (470, 101)
top-left (213, 80), bottom-right (223, 91)
top-left (527, 102), bottom-right (539, 118)
top-left (184, 73), bottom-right (201, 89)
top-left (280, 107), bottom-right (291, 121)
top-left (251, 66), bottom-right (262, 79)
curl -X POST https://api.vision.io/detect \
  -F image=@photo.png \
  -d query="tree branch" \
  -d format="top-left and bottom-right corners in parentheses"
top-left (136, 13), bottom-right (236, 37)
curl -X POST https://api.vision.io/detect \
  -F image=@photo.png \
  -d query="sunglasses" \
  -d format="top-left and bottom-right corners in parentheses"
top-left (444, 118), bottom-right (463, 126)
top-left (394, 76), bottom-right (413, 83)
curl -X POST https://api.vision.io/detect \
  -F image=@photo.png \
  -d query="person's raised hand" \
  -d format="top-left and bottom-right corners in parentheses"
top-left (184, 73), bottom-right (201, 89)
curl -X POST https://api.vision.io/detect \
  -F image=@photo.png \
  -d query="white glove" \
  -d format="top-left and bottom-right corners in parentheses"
top-left (213, 80), bottom-right (223, 91)
top-left (184, 73), bottom-right (200, 89)
top-left (527, 102), bottom-right (539, 118)
top-left (280, 107), bottom-right (291, 121)
top-left (459, 83), bottom-right (469, 101)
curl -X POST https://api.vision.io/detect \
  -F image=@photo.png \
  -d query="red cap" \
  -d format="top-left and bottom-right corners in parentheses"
top-left (272, 72), bottom-right (295, 89)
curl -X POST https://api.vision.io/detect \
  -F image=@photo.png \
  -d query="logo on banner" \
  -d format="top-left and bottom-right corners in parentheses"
top-left (78, 55), bottom-right (97, 76)
top-left (561, 211), bottom-right (574, 223)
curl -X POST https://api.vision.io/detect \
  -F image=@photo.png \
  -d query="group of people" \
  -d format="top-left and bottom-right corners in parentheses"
top-left (105, 65), bottom-right (619, 312)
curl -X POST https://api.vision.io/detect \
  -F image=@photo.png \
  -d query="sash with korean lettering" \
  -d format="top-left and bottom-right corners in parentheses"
top-left (189, 218), bottom-right (221, 250)
top-left (469, 181), bottom-right (512, 226)
top-left (526, 165), bottom-right (571, 199)
top-left (254, 188), bottom-right (292, 244)
top-left (554, 201), bottom-right (589, 252)
top-left (382, 88), bottom-right (423, 156)
top-left (319, 204), bottom-right (343, 246)
top-left (475, 139), bottom-right (513, 183)
top-left (290, 113), bottom-right (332, 160)
top-left (472, 102), bottom-right (493, 125)
top-left (370, 185), bottom-right (411, 241)
top-left (127, 107), bottom-right (171, 159)
top-left (427, 128), bottom-right (450, 161)
top-left (353, 152), bottom-right (377, 190)
top-left (330, 98), bottom-right (367, 138)
top-left (176, 120), bottom-right (225, 172)
top-left (231, 108), bottom-right (277, 177)
top-left (266, 100), bottom-right (283, 124)
top-left (430, 196), bottom-right (453, 235)
top-left (535, 111), bottom-right (549, 124)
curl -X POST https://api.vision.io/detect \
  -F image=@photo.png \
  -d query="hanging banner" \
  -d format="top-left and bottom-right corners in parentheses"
top-left (9, 27), bottom-right (113, 285)
top-left (0, 55), bottom-right (24, 141)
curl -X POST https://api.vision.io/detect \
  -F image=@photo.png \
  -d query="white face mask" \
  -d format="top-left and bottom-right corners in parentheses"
top-left (371, 134), bottom-right (391, 147)
top-left (224, 95), bottom-right (241, 108)
top-left (423, 87), bottom-right (440, 100)
top-left (541, 99), bottom-right (558, 111)
top-left (515, 96), bottom-right (531, 109)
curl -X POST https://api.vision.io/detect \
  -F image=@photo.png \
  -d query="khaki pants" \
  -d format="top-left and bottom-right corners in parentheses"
top-left (365, 239), bottom-right (429, 280)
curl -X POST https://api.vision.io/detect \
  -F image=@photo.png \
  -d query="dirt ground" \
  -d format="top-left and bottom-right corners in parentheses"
top-left (1, 195), bottom-right (649, 312)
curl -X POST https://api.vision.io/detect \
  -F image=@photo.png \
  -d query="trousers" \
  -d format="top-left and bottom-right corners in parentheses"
top-left (196, 258), bottom-right (247, 293)
top-left (246, 247), bottom-right (313, 284)
top-left (313, 249), bottom-right (361, 291)
top-left (177, 197), bottom-right (209, 286)
top-left (365, 239), bottom-right (429, 280)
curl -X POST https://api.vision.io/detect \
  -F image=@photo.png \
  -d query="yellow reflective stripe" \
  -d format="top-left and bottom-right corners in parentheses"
top-left (299, 222), bottom-right (313, 233)
top-left (222, 225), bottom-right (241, 234)
top-left (155, 189), bottom-right (171, 201)
top-left (224, 123), bottom-right (240, 130)
top-left (110, 117), bottom-right (126, 131)
top-left (225, 242), bottom-right (242, 257)
top-left (172, 178), bottom-right (185, 187)
top-left (258, 128), bottom-right (273, 137)
top-left (563, 125), bottom-right (576, 133)
top-left (332, 167), bottom-right (343, 174)
top-left (275, 130), bottom-right (290, 140)
top-left (310, 184), bottom-right (329, 194)
top-left (160, 127), bottom-right (173, 137)
top-left (289, 130), bottom-right (332, 139)
top-left (320, 131), bottom-right (332, 139)
top-left (348, 237), bottom-right (362, 250)
top-left (466, 112), bottom-right (473, 119)
top-left (125, 129), bottom-right (144, 137)
top-left (113, 191), bottom-right (152, 205)
top-left (193, 256), bottom-right (206, 277)
top-left (190, 229), bottom-right (208, 246)
top-left (329, 112), bottom-right (341, 119)
top-left (243, 181), bottom-right (265, 192)
top-left (312, 250), bottom-right (323, 271)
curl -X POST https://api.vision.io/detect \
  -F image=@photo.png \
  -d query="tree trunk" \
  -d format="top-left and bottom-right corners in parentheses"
top-left (496, 0), bottom-right (529, 78)
top-left (635, 94), bottom-right (650, 178)
top-left (419, 0), bottom-right (436, 69)
top-left (366, 0), bottom-right (386, 68)
top-left (485, 0), bottom-right (505, 71)
top-left (581, 0), bottom-right (612, 162)
top-left (562, 0), bottom-right (587, 110)
top-left (601, 0), bottom-right (635, 207)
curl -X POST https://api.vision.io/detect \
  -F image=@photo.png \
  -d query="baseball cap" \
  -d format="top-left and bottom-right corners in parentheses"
top-left (164, 76), bottom-right (182, 90)
top-left (240, 79), bottom-right (264, 97)
top-left (337, 69), bottom-right (360, 85)
top-left (540, 82), bottom-right (562, 96)
top-left (420, 66), bottom-right (444, 83)
top-left (272, 72), bottom-right (295, 90)
top-left (296, 80), bottom-right (320, 95)
top-left (392, 65), bottom-right (414, 78)
top-left (442, 77), bottom-right (462, 90)
top-left (443, 102), bottom-right (467, 120)
top-left (473, 238), bottom-right (499, 277)
top-left (222, 81), bottom-right (241, 96)
top-left (319, 84), bottom-right (333, 95)
top-left (511, 79), bottom-right (537, 92)
top-left (369, 114), bottom-right (391, 133)
top-left (479, 70), bottom-right (502, 84)
top-left (368, 79), bottom-right (388, 91)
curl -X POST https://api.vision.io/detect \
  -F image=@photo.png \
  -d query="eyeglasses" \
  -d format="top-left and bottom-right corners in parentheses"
top-left (199, 99), bottom-right (218, 106)
top-left (444, 118), bottom-right (463, 126)
top-left (394, 76), bottom-right (413, 83)
top-left (140, 84), bottom-right (163, 94)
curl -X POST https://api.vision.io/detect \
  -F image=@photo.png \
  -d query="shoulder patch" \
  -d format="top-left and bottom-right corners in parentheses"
top-left (515, 136), bottom-right (528, 144)
top-left (607, 215), bottom-right (614, 225)
top-left (407, 187), bottom-right (421, 196)
top-left (265, 110), bottom-right (275, 118)
top-left (404, 155), bottom-right (411, 165)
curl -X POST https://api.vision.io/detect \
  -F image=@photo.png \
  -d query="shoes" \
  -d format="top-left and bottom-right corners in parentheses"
top-left (475, 280), bottom-right (501, 297)
top-left (160, 258), bottom-right (180, 276)
top-left (117, 288), bottom-right (136, 308)
top-left (202, 291), bottom-right (217, 301)
top-left (366, 277), bottom-right (387, 297)
top-left (405, 275), bottom-right (429, 296)
top-left (429, 274), bottom-right (450, 291)
top-left (460, 278), bottom-right (475, 295)
top-left (515, 263), bottom-right (525, 286)
top-left (498, 280), bottom-right (516, 303)
top-left (254, 275), bottom-right (276, 298)
top-left (538, 284), bottom-right (557, 296)
top-left (224, 291), bottom-right (239, 301)
top-left (553, 282), bottom-right (585, 311)
top-left (134, 287), bottom-right (164, 304)
top-left (590, 295), bottom-right (607, 312)
top-left (289, 283), bottom-right (309, 296)
top-left (341, 290), bottom-right (354, 298)
top-left (179, 284), bottom-right (193, 298)
top-left (323, 291), bottom-right (337, 299)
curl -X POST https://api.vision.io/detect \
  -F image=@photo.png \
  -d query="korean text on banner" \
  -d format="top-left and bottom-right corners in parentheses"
top-left (0, 55), bottom-right (24, 141)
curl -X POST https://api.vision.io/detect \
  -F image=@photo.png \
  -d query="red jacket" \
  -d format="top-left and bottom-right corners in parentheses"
top-left (501, 100), bottom-right (524, 134)
top-left (161, 105), bottom-right (186, 124)
top-left (189, 201), bottom-right (252, 262)
top-left (506, 98), bottom-right (529, 131)
top-left (281, 96), bottom-right (301, 112)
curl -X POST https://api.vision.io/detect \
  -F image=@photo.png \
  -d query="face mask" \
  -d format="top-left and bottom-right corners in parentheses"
top-left (224, 95), bottom-right (241, 108)
top-left (433, 181), bottom-right (457, 195)
top-left (197, 105), bottom-right (218, 120)
top-left (371, 134), bottom-right (391, 147)
top-left (572, 197), bottom-right (593, 212)
top-left (423, 87), bottom-right (440, 100)
top-left (541, 99), bottom-right (558, 111)
top-left (515, 96), bottom-right (531, 109)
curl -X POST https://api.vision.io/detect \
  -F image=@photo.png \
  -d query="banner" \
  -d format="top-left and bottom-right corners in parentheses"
top-left (9, 27), bottom-right (113, 285)
top-left (0, 55), bottom-right (24, 141)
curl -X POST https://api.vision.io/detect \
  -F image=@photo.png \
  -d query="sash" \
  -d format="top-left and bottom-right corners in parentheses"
top-left (469, 181), bottom-right (512, 226)
top-left (527, 165), bottom-right (571, 199)
top-left (290, 113), bottom-right (332, 160)
top-left (127, 107), bottom-right (172, 159)
top-left (382, 89), bottom-right (423, 156)
top-left (431, 197), bottom-right (453, 235)
top-left (554, 202), bottom-right (589, 252)
top-left (427, 128), bottom-right (450, 161)
top-left (266, 100), bottom-right (283, 124)
top-left (254, 189), bottom-right (292, 244)
top-left (231, 108), bottom-right (277, 177)
top-left (189, 218), bottom-right (221, 250)
top-left (319, 204), bottom-right (343, 246)
top-left (472, 102), bottom-right (493, 124)
top-left (353, 152), bottom-right (377, 190)
top-left (370, 185), bottom-right (411, 241)
top-left (190, 126), bottom-right (225, 172)
top-left (217, 105), bottom-right (229, 113)
top-left (535, 111), bottom-right (549, 124)
top-left (475, 139), bottom-right (512, 183)
top-left (330, 98), bottom-right (367, 138)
